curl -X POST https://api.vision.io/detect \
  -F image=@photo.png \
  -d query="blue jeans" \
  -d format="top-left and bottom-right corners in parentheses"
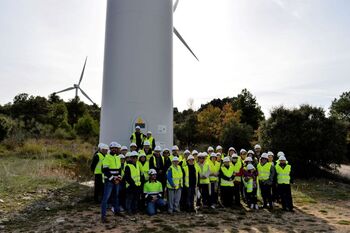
top-left (101, 181), bottom-right (120, 218)
top-left (146, 198), bottom-right (166, 216)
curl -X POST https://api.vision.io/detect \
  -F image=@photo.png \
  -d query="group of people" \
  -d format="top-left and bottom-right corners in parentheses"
top-left (91, 128), bottom-right (294, 223)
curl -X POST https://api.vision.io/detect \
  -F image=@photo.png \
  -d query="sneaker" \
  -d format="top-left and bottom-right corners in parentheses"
top-left (111, 207), bottom-right (115, 213)
top-left (255, 204), bottom-right (259, 210)
top-left (210, 205), bottom-right (216, 209)
top-left (250, 204), bottom-right (254, 209)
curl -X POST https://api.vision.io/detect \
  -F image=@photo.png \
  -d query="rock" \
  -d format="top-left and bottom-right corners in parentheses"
top-left (0, 199), bottom-right (4, 203)
top-left (45, 207), bottom-right (51, 211)
top-left (0, 225), bottom-right (5, 230)
top-left (56, 217), bottom-right (65, 223)
top-left (22, 196), bottom-right (32, 200)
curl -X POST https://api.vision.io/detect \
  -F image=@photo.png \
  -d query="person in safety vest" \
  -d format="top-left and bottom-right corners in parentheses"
top-left (196, 152), bottom-right (210, 208)
top-left (227, 147), bottom-right (237, 157)
top-left (90, 143), bottom-right (108, 203)
top-left (254, 144), bottom-right (262, 160)
top-left (207, 146), bottom-right (214, 163)
top-left (170, 145), bottom-right (182, 162)
top-left (101, 142), bottom-right (123, 223)
top-left (192, 150), bottom-right (199, 161)
top-left (145, 131), bottom-right (156, 150)
top-left (244, 164), bottom-right (259, 210)
top-left (149, 146), bottom-right (166, 190)
top-left (240, 149), bottom-right (247, 162)
top-left (167, 156), bottom-right (183, 214)
top-left (180, 149), bottom-right (191, 210)
top-left (208, 153), bottom-right (220, 209)
top-left (143, 169), bottom-right (166, 216)
top-left (118, 154), bottom-right (126, 211)
top-left (138, 152), bottom-right (150, 209)
top-left (219, 156), bottom-right (235, 207)
top-left (124, 151), bottom-right (142, 215)
top-left (275, 155), bottom-right (293, 212)
top-left (183, 155), bottom-right (199, 212)
top-left (162, 148), bottom-right (172, 172)
top-left (130, 126), bottom-right (144, 150)
top-left (139, 140), bottom-right (153, 161)
top-left (257, 153), bottom-right (275, 210)
top-left (130, 142), bottom-right (138, 152)
top-left (231, 153), bottom-right (243, 206)
top-left (120, 146), bottom-right (128, 156)
top-left (216, 145), bottom-right (225, 159)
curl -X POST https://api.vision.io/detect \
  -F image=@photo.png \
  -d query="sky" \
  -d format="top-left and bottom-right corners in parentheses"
top-left (0, 0), bottom-right (349, 116)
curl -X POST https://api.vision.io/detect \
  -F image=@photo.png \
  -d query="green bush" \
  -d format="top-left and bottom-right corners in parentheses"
top-left (74, 114), bottom-right (99, 139)
top-left (0, 115), bottom-right (16, 142)
top-left (221, 119), bottom-right (254, 152)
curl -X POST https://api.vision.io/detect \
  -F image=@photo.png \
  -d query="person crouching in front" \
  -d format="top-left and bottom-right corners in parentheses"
top-left (143, 169), bottom-right (166, 216)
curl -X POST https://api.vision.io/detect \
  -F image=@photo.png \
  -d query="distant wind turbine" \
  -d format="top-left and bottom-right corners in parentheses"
top-left (53, 57), bottom-right (96, 105)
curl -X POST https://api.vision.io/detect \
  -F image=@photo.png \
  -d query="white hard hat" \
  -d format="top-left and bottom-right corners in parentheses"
top-left (207, 146), bottom-right (214, 152)
top-left (109, 142), bottom-right (120, 148)
top-left (279, 155), bottom-right (287, 161)
top-left (130, 143), bottom-right (137, 147)
top-left (98, 143), bottom-right (104, 149)
top-left (247, 164), bottom-right (255, 170)
top-left (154, 146), bottom-right (161, 152)
top-left (247, 150), bottom-right (254, 155)
top-left (135, 126), bottom-right (141, 130)
top-left (148, 169), bottom-right (157, 175)
top-left (229, 147), bottom-right (236, 152)
top-left (197, 152), bottom-right (206, 158)
top-left (147, 131), bottom-right (152, 135)
top-left (99, 143), bottom-right (109, 150)
top-left (163, 148), bottom-right (170, 152)
top-left (223, 157), bottom-right (231, 163)
top-left (216, 145), bottom-right (222, 151)
top-left (143, 141), bottom-right (151, 146)
top-left (121, 146), bottom-right (128, 151)
top-left (210, 152), bottom-right (217, 158)
top-left (192, 150), bottom-right (198, 155)
top-left (138, 152), bottom-right (146, 157)
top-left (172, 156), bottom-right (180, 162)
top-left (216, 152), bottom-right (221, 157)
top-left (277, 151), bottom-right (285, 158)
top-left (125, 152), bottom-right (131, 157)
top-left (254, 144), bottom-right (261, 150)
top-left (202, 152), bottom-right (208, 157)
top-left (187, 155), bottom-right (195, 160)
top-left (240, 149), bottom-right (247, 154)
top-left (231, 153), bottom-right (239, 158)
top-left (130, 151), bottom-right (139, 157)
top-left (172, 145), bottom-right (179, 151)
top-left (184, 150), bottom-right (191, 154)
top-left (261, 153), bottom-right (269, 159)
top-left (119, 154), bottom-right (125, 159)
top-left (267, 151), bottom-right (274, 156)
top-left (245, 157), bottom-right (253, 162)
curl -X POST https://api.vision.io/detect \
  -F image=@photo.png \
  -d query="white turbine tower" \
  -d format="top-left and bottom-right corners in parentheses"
top-left (100, 0), bottom-right (197, 148)
top-left (53, 57), bottom-right (96, 105)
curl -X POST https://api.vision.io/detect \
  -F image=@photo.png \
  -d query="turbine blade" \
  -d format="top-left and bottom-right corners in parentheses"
top-left (54, 87), bottom-right (75, 94)
top-left (78, 56), bottom-right (88, 86)
top-left (173, 0), bottom-right (179, 12)
top-left (173, 27), bottom-right (199, 61)
top-left (79, 87), bottom-right (96, 105)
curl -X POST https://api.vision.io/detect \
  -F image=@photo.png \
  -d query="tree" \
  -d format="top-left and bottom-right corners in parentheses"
top-left (330, 91), bottom-right (350, 122)
top-left (65, 97), bottom-right (87, 126)
top-left (74, 113), bottom-right (99, 139)
top-left (221, 120), bottom-right (254, 152)
top-left (48, 102), bottom-right (70, 130)
top-left (0, 115), bottom-right (16, 142)
top-left (260, 105), bottom-right (348, 178)
top-left (232, 89), bottom-right (264, 130)
top-left (197, 105), bottom-right (222, 144)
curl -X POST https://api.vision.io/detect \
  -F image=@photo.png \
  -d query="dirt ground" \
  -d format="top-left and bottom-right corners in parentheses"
top-left (2, 179), bottom-right (350, 233)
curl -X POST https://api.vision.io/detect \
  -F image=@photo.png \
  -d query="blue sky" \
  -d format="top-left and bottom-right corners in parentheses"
top-left (0, 0), bottom-right (349, 115)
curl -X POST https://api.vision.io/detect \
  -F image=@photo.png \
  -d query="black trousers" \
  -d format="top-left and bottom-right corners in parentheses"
top-left (186, 186), bottom-right (196, 211)
top-left (233, 182), bottom-right (241, 205)
top-left (180, 187), bottom-right (188, 210)
top-left (260, 182), bottom-right (273, 208)
top-left (278, 184), bottom-right (293, 210)
top-left (209, 182), bottom-right (218, 205)
top-left (94, 174), bottom-right (104, 203)
top-left (198, 184), bottom-right (210, 206)
top-left (220, 186), bottom-right (233, 207)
